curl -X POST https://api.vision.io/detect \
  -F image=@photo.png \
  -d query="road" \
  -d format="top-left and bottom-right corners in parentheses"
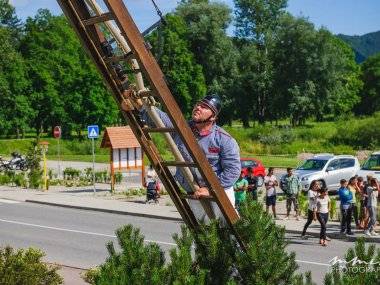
top-left (0, 199), bottom-right (370, 285)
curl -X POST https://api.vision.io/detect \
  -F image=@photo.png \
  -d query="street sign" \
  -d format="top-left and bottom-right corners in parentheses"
top-left (53, 126), bottom-right (61, 139)
top-left (87, 125), bottom-right (99, 139)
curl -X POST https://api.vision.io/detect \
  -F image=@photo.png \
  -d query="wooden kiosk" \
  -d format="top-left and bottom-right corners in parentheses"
top-left (100, 126), bottom-right (144, 191)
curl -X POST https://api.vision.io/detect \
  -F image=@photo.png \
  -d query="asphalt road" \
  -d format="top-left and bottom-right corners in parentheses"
top-left (0, 200), bottom-right (373, 285)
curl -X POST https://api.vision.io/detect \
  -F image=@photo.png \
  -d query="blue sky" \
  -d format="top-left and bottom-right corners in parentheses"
top-left (9, 0), bottom-right (380, 36)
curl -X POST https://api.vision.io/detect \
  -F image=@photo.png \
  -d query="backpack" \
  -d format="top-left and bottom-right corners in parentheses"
top-left (146, 180), bottom-right (157, 191)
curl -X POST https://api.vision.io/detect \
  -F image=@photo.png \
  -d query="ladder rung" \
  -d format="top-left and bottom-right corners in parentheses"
top-left (143, 127), bottom-right (176, 133)
top-left (82, 12), bottom-right (113, 26)
top-left (162, 161), bottom-right (197, 167)
top-left (104, 52), bottom-right (134, 64)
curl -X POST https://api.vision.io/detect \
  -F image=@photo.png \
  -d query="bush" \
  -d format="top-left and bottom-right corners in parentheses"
top-left (85, 199), bottom-right (314, 285)
top-left (13, 173), bottom-right (27, 187)
top-left (331, 113), bottom-right (380, 148)
top-left (63, 167), bottom-right (81, 180)
top-left (329, 197), bottom-right (338, 220)
top-left (95, 171), bottom-right (109, 183)
top-left (0, 246), bottom-right (63, 285)
top-left (0, 174), bottom-right (11, 185)
top-left (324, 238), bottom-right (380, 284)
top-left (114, 172), bottom-right (123, 184)
top-left (28, 170), bottom-right (42, 189)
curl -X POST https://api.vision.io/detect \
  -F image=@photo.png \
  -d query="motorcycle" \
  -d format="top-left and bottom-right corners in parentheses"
top-left (3, 152), bottom-right (28, 171)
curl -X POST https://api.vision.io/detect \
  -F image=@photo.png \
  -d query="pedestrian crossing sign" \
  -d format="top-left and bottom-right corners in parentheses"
top-left (87, 125), bottom-right (99, 139)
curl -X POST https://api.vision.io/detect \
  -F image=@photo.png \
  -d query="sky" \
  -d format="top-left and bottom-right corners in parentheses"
top-left (9, 0), bottom-right (380, 36)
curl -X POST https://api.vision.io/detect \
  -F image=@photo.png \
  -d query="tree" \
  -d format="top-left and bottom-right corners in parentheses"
top-left (271, 14), bottom-right (361, 124)
top-left (234, 0), bottom-right (287, 124)
top-left (148, 14), bottom-right (206, 117)
top-left (176, 0), bottom-right (239, 125)
top-left (0, 27), bottom-right (31, 137)
top-left (20, 10), bottom-right (119, 137)
top-left (85, 199), bottom-right (314, 285)
top-left (355, 52), bottom-right (380, 115)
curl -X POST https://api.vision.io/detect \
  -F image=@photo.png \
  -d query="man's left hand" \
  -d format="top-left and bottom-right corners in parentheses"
top-left (194, 187), bottom-right (210, 198)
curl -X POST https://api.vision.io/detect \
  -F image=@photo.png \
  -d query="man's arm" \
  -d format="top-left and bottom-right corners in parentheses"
top-left (219, 138), bottom-right (241, 189)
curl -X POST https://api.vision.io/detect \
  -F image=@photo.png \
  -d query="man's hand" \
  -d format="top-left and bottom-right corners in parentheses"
top-left (193, 187), bottom-right (210, 198)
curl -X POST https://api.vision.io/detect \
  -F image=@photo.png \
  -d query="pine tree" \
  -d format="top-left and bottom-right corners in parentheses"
top-left (324, 238), bottom-right (380, 285)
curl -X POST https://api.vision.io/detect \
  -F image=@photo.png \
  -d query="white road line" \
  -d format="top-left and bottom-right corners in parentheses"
top-left (296, 259), bottom-right (330, 267)
top-left (0, 218), bottom-right (333, 264)
top-left (0, 199), bottom-right (21, 204)
top-left (0, 218), bottom-right (176, 246)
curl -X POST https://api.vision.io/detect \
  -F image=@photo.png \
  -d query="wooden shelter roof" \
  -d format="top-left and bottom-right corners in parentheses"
top-left (100, 126), bottom-right (140, 149)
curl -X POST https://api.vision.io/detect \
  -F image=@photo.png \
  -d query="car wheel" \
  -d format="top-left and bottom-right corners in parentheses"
top-left (257, 175), bottom-right (264, 187)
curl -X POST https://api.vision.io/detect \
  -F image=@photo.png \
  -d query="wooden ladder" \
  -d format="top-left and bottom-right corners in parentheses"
top-left (57, 0), bottom-right (244, 248)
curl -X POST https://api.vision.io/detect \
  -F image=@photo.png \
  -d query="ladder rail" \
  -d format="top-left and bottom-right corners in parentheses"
top-left (57, 0), bottom-right (245, 250)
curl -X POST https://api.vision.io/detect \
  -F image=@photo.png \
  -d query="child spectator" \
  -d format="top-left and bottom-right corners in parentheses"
top-left (245, 167), bottom-right (258, 201)
top-left (234, 171), bottom-right (248, 211)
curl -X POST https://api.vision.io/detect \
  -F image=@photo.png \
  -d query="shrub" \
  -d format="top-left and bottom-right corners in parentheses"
top-left (95, 171), bottom-right (109, 183)
top-left (85, 199), bottom-right (314, 285)
top-left (0, 174), bottom-right (11, 185)
top-left (329, 197), bottom-right (338, 220)
top-left (13, 173), bottom-right (27, 187)
top-left (114, 172), bottom-right (123, 184)
top-left (28, 170), bottom-right (42, 189)
top-left (63, 167), bottom-right (81, 180)
top-left (298, 192), bottom-right (309, 217)
top-left (324, 238), bottom-right (380, 284)
top-left (0, 246), bottom-right (63, 285)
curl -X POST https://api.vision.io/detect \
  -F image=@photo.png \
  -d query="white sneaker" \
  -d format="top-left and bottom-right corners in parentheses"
top-left (283, 216), bottom-right (289, 220)
top-left (370, 231), bottom-right (378, 236)
top-left (296, 216), bottom-right (300, 221)
top-left (364, 230), bottom-right (372, 236)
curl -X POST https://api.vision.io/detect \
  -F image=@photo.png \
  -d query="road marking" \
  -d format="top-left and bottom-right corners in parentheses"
top-left (296, 259), bottom-right (330, 267)
top-left (0, 199), bottom-right (21, 204)
top-left (0, 218), bottom-right (176, 246)
top-left (0, 218), bottom-right (334, 265)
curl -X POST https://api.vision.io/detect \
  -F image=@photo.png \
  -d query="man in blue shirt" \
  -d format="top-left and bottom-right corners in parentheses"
top-left (338, 179), bottom-right (354, 235)
top-left (126, 93), bottom-right (241, 221)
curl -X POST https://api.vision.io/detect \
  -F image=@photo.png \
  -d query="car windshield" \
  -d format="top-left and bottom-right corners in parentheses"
top-left (361, 155), bottom-right (380, 170)
top-left (241, 160), bottom-right (256, 168)
top-left (297, 159), bottom-right (327, 170)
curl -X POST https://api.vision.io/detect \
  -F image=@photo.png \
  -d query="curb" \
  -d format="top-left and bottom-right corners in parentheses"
top-left (25, 200), bottom-right (183, 222)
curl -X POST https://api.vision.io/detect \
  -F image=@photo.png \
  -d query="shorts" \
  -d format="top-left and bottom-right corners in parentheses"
top-left (266, 195), bottom-right (276, 206)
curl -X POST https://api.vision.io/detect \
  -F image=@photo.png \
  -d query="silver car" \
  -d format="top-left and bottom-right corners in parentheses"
top-left (356, 151), bottom-right (380, 181)
top-left (284, 154), bottom-right (360, 191)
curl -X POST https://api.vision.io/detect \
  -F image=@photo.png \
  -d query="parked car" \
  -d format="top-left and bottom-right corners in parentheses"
top-left (280, 154), bottom-right (360, 192)
top-left (356, 151), bottom-right (380, 181)
top-left (240, 157), bottom-right (266, 186)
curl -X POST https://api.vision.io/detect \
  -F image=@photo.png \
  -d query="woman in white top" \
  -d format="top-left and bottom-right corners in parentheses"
top-left (301, 180), bottom-right (320, 239)
top-left (317, 188), bottom-right (330, 246)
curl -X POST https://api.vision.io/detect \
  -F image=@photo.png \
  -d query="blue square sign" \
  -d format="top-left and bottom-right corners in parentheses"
top-left (88, 125), bottom-right (99, 139)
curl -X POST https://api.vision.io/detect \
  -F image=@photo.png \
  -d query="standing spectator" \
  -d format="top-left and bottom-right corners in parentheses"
top-left (264, 167), bottom-right (278, 218)
top-left (316, 188), bottom-right (330, 246)
top-left (283, 168), bottom-right (302, 220)
top-left (234, 171), bottom-right (248, 211)
top-left (347, 177), bottom-right (360, 228)
top-left (146, 164), bottom-right (160, 197)
top-left (301, 180), bottom-right (320, 239)
top-left (245, 167), bottom-right (258, 201)
top-left (364, 178), bottom-right (378, 236)
top-left (338, 179), bottom-right (354, 236)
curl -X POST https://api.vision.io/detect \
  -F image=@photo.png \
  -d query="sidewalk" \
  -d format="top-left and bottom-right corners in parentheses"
top-left (0, 185), bottom-right (379, 243)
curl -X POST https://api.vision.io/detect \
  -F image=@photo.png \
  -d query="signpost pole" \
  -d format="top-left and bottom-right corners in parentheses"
top-left (58, 137), bottom-right (61, 179)
top-left (92, 137), bottom-right (96, 195)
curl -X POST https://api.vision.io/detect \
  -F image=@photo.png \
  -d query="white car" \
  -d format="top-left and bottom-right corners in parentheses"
top-left (356, 151), bottom-right (380, 181)
top-left (281, 154), bottom-right (360, 191)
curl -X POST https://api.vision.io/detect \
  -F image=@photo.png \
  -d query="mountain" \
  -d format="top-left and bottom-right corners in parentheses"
top-left (337, 30), bottom-right (380, 63)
